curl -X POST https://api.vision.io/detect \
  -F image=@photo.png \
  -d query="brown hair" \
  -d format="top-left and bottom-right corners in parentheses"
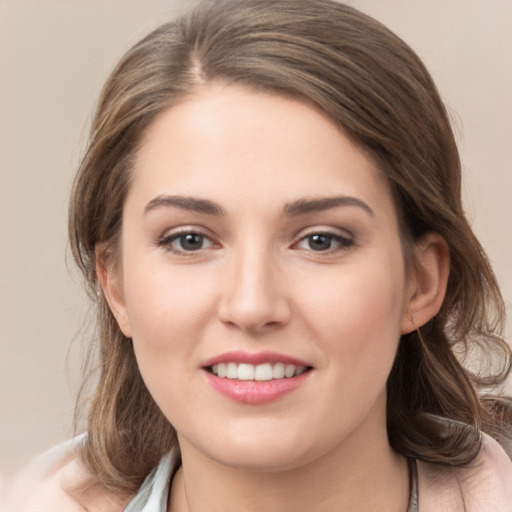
top-left (69, 0), bottom-right (512, 494)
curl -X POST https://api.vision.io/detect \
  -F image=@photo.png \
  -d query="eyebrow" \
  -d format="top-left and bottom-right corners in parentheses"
top-left (143, 194), bottom-right (374, 218)
top-left (283, 196), bottom-right (374, 217)
top-left (144, 195), bottom-right (224, 216)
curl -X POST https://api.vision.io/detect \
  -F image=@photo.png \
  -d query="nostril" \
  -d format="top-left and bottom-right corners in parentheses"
top-left (217, 258), bottom-right (292, 331)
top-left (218, 291), bottom-right (291, 332)
top-left (221, 316), bottom-right (284, 334)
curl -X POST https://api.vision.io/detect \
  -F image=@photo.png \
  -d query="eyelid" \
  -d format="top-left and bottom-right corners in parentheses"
top-left (159, 225), bottom-right (213, 238)
top-left (156, 225), bottom-right (221, 255)
top-left (293, 225), bottom-right (354, 242)
top-left (291, 226), bottom-right (355, 253)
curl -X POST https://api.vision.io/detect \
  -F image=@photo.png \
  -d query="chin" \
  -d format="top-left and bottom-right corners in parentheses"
top-left (210, 443), bottom-right (315, 473)
top-left (184, 420), bottom-right (337, 473)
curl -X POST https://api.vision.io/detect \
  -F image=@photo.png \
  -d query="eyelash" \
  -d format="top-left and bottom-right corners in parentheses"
top-left (156, 229), bottom-right (217, 255)
top-left (156, 228), bottom-right (354, 256)
top-left (294, 231), bottom-right (354, 254)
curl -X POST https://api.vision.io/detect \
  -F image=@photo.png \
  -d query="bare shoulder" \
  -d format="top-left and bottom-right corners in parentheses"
top-left (460, 433), bottom-right (512, 509)
top-left (418, 433), bottom-right (512, 512)
top-left (5, 436), bottom-right (130, 512)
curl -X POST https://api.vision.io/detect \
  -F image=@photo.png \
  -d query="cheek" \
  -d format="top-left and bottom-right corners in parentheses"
top-left (302, 261), bottom-right (406, 372)
top-left (121, 258), bottom-right (219, 361)
top-left (121, 263), bottom-right (218, 422)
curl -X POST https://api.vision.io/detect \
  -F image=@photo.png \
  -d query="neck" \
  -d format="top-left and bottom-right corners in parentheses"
top-left (169, 405), bottom-right (409, 512)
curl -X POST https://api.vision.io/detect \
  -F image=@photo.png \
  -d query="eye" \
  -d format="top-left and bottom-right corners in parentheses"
top-left (157, 230), bottom-right (216, 254)
top-left (295, 232), bottom-right (353, 252)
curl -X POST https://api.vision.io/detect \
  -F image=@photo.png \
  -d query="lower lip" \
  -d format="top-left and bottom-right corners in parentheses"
top-left (203, 370), bottom-right (311, 404)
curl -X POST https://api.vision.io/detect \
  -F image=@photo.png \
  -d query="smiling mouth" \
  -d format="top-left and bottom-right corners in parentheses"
top-left (208, 362), bottom-right (311, 381)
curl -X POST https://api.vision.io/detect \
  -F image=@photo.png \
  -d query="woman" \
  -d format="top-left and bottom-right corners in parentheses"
top-left (8, 0), bottom-right (512, 510)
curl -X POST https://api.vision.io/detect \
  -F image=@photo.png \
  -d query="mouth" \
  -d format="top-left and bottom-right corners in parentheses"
top-left (207, 362), bottom-right (311, 381)
top-left (201, 352), bottom-right (313, 403)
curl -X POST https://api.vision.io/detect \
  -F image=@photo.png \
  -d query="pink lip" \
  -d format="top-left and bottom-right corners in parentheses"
top-left (201, 351), bottom-right (313, 404)
top-left (202, 351), bottom-right (310, 367)
top-left (203, 370), bottom-right (311, 404)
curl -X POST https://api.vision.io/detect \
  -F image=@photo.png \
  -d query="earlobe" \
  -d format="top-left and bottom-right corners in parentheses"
top-left (95, 244), bottom-right (132, 338)
top-left (401, 232), bottom-right (450, 334)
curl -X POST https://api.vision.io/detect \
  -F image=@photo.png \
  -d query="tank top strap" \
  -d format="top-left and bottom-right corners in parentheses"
top-left (407, 458), bottom-right (419, 512)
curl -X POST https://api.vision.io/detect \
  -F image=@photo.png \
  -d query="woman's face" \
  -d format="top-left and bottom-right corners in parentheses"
top-left (106, 84), bottom-right (417, 472)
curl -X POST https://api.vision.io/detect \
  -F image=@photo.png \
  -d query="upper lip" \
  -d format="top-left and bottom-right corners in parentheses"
top-left (202, 351), bottom-right (311, 368)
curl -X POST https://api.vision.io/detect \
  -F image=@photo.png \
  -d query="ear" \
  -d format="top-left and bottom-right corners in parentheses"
top-left (401, 232), bottom-right (450, 334)
top-left (96, 244), bottom-right (132, 338)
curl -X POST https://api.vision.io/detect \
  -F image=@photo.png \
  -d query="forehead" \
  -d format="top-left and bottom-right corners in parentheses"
top-left (129, 84), bottom-right (394, 217)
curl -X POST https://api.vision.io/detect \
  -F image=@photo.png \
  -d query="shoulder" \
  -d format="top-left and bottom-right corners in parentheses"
top-left (5, 435), bottom-right (130, 512)
top-left (460, 433), bottom-right (512, 510)
top-left (417, 432), bottom-right (512, 512)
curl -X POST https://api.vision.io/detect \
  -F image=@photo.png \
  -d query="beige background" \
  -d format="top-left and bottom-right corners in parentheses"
top-left (1, 0), bottom-right (511, 480)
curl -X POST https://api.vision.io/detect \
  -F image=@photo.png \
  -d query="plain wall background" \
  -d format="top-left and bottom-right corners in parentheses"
top-left (1, 0), bottom-right (511, 479)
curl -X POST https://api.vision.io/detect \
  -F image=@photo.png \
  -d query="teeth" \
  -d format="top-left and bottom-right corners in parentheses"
top-left (272, 362), bottom-right (285, 379)
top-left (238, 363), bottom-right (255, 380)
top-left (226, 362), bottom-right (238, 379)
top-left (254, 363), bottom-right (273, 381)
top-left (217, 363), bottom-right (225, 377)
top-left (284, 364), bottom-right (296, 378)
top-left (210, 362), bottom-right (308, 380)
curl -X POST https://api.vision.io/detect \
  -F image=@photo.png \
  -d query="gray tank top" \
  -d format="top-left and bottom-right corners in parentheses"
top-left (122, 454), bottom-right (419, 512)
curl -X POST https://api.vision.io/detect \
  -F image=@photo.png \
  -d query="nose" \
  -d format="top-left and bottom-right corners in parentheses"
top-left (218, 245), bottom-right (291, 333)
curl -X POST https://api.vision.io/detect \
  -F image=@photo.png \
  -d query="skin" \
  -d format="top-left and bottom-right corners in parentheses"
top-left (100, 83), bottom-right (449, 512)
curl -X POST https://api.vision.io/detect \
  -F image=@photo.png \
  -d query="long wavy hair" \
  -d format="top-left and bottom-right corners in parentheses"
top-left (69, 0), bottom-right (512, 494)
